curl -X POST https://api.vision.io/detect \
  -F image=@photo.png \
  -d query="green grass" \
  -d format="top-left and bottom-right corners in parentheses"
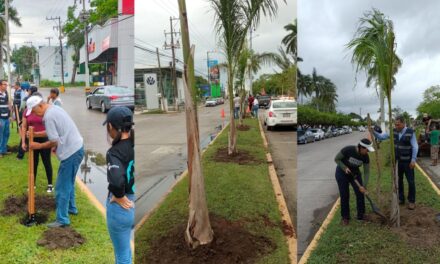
top-left (141, 109), bottom-right (166, 114)
top-left (135, 118), bottom-right (290, 263)
top-left (307, 141), bottom-right (440, 264)
top-left (39, 80), bottom-right (85, 88)
top-left (0, 128), bottom-right (114, 263)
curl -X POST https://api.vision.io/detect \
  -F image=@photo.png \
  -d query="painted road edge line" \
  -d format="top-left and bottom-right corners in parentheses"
top-left (134, 122), bottom-right (229, 232)
top-left (258, 118), bottom-right (297, 264)
top-left (416, 163), bottom-right (440, 196)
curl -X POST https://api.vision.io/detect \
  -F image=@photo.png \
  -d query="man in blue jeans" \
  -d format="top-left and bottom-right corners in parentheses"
top-left (373, 115), bottom-right (419, 210)
top-left (27, 95), bottom-right (84, 228)
top-left (0, 80), bottom-right (11, 158)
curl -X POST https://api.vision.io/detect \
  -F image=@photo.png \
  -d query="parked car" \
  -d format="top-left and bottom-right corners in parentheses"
top-left (331, 128), bottom-right (339, 137)
top-left (343, 126), bottom-right (352, 134)
top-left (214, 97), bottom-right (224, 104)
top-left (311, 128), bottom-right (325, 141)
top-left (205, 98), bottom-right (217, 107)
top-left (86, 85), bottom-right (134, 113)
top-left (297, 130), bottom-right (315, 144)
top-left (257, 95), bottom-right (271, 108)
top-left (324, 129), bottom-right (333, 139)
top-left (264, 99), bottom-right (297, 130)
top-left (358, 126), bottom-right (366, 132)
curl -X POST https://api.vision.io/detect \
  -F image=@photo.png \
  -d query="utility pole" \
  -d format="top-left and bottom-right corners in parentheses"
top-left (5, 0), bottom-right (12, 100)
top-left (46, 16), bottom-right (65, 92)
top-left (45, 37), bottom-right (53, 47)
top-left (78, 0), bottom-right (90, 91)
top-left (164, 16), bottom-right (181, 111)
top-left (156, 47), bottom-right (167, 112)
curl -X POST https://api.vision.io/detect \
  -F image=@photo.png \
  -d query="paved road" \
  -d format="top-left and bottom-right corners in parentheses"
top-left (260, 110), bottom-right (296, 226)
top-left (134, 103), bottom-right (230, 224)
top-left (297, 132), bottom-right (365, 259)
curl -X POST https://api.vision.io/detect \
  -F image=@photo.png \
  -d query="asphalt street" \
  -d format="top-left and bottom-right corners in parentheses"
top-left (297, 131), bottom-right (365, 259)
top-left (134, 102), bottom-right (230, 224)
top-left (260, 110), bottom-right (296, 226)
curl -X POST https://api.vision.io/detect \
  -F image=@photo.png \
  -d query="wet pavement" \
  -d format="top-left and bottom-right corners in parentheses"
top-left (417, 157), bottom-right (440, 189)
top-left (297, 131), bottom-right (364, 260)
top-left (259, 110), bottom-right (296, 227)
top-left (134, 102), bottom-right (230, 224)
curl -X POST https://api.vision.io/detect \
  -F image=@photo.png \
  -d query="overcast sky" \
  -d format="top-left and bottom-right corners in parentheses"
top-left (135, 0), bottom-right (296, 79)
top-left (299, 0), bottom-right (440, 118)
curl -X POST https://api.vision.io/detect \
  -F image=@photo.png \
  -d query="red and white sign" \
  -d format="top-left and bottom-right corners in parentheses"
top-left (122, 0), bottom-right (134, 15)
top-left (102, 36), bottom-right (110, 52)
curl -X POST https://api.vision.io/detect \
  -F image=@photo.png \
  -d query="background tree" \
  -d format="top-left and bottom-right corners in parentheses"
top-left (11, 45), bottom-right (36, 81)
top-left (282, 19), bottom-right (297, 62)
top-left (347, 8), bottom-right (402, 226)
top-left (0, 0), bottom-right (21, 79)
top-left (417, 85), bottom-right (440, 118)
top-left (63, 4), bottom-right (84, 84)
top-left (89, 0), bottom-right (118, 25)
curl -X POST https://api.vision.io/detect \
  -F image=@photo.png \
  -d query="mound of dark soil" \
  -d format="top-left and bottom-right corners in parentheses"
top-left (37, 227), bottom-right (86, 250)
top-left (0, 195), bottom-right (56, 216)
top-left (7, 144), bottom-right (19, 153)
top-left (19, 212), bottom-right (49, 226)
top-left (366, 204), bottom-right (440, 248)
top-left (212, 147), bottom-right (262, 165)
top-left (236, 124), bottom-right (251, 131)
top-left (144, 215), bottom-right (276, 264)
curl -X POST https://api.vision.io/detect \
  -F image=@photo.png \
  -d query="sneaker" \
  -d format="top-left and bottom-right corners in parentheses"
top-left (47, 221), bottom-right (69, 228)
top-left (68, 211), bottom-right (78, 215)
top-left (46, 185), bottom-right (53, 193)
top-left (408, 203), bottom-right (415, 210)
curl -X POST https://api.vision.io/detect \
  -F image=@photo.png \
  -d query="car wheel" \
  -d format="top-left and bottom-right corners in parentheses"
top-left (267, 125), bottom-right (272, 131)
top-left (87, 99), bottom-right (92, 109)
top-left (101, 102), bottom-right (107, 113)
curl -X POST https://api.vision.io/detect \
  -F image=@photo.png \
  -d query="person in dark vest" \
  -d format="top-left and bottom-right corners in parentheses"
top-left (373, 115), bottom-right (419, 210)
top-left (334, 138), bottom-right (373, 225)
top-left (0, 80), bottom-right (11, 158)
top-left (14, 82), bottom-right (27, 159)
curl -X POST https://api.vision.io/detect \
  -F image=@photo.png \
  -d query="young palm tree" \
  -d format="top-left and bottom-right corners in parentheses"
top-left (282, 19), bottom-right (297, 61)
top-left (347, 8), bottom-right (402, 226)
top-left (210, 0), bottom-right (280, 155)
top-left (0, 1), bottom-right (22, 79)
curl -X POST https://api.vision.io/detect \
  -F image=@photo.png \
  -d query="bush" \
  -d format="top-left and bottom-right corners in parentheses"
top-left (39, 79), bottom-right (85, 88)
top-left (298, 105), bottom-right (366, 127)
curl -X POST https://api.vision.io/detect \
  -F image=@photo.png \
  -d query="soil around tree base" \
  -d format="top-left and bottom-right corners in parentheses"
top-left (144, 215), bottom-right (276, 264)
top-left (212, 147), bottom-right (262, 165)
top-left (0, 195), bottom-right (56, 216)
top-left (37, 227), bottom-right (86, 250)
top-left (367, 204), bottom-right (440, 248)
top-left (236, 124), bottom-right (251, 131)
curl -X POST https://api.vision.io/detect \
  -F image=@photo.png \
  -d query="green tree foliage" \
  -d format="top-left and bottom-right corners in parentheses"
top-left (0, 0), bottom-right (21, 78)
top-left (297, 68), bottom-right (338, 111)
top-left (298, 105), bottom-right (364, 127)
top-left (11, 45), bottom-right (37, 81)
top-left (417, 85), bottom-right (440, 118)
top-left (89, 0), bottom-right (118, 25)
top-left (252, 64), bottom-right (296, 97)
top-left (282, 19), bottom-right (297, 61)
top-left (63, 4), bottom-right (84, 84)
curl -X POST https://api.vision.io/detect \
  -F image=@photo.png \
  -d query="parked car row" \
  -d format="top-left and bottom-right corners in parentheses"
top-left (205, 97), bottom-right (225, 107)
top-left (298, 126), bottom-right (355, 144)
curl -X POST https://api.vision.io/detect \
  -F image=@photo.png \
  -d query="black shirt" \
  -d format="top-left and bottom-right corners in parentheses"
top-left (338, 146), bottom-right (369, 175)
top-left (106, 138), bottom-right (135, 198)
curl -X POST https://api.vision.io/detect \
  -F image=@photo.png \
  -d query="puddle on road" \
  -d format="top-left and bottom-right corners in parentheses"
top-left (76, 150), bottom-right (108, 206)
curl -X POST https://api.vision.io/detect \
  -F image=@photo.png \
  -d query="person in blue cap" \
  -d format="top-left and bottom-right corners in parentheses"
top-left (103, 106), bottom-right (135, 264)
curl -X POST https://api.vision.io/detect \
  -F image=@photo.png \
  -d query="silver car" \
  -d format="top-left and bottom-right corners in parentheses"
top-left (86, 86), bottom-right (134, 113)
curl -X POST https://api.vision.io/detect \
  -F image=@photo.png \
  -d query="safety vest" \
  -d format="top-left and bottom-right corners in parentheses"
top-left (393, 128), bottom-right (414, 162)
top-left (0, 91), bottom-right (9, 119)
top-left (13, 89), bottom-right (22, 106)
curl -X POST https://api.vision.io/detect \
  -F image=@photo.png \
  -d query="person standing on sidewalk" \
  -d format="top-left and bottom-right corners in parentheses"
top-left (252, 97), bottom-right (259, 118)
top-left (334, 138), bottom-right (373, 225)
top-left (430, 124), bottom-right (440, 166)
top-left (233, 94), bottom-right (241, 119)
top-left (26, 95), bottom-right (84, 228)
top-left (373, 115), bottom-right (419, 210)
top-left (0, 80), bottom-right (11, 158)
top-left (47, 88), bottom-right (62, 107)
top-left (248, 94), bottom-right (254, 115)
top-left (103, 106), bottom-right (135, 263)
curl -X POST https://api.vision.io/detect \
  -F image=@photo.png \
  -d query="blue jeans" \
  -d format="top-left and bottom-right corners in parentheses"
top-left (398, 161), bottom-right (416, 203)
top-left (107, 193), bottom-right (135, 264)
top-left (335, 166), bottom-right (365, 220)
top-left (252, 105), bottom-right (259, 118)
top-left (0, 118), bottom-right (10, 154)
top-left (234, 107), bottom-right (240, 119)
top-left (55, 147), bottom-right (84, 225)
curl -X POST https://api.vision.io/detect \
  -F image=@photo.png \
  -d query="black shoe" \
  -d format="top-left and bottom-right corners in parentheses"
top-left (47, 221), bottom-right (69, 228)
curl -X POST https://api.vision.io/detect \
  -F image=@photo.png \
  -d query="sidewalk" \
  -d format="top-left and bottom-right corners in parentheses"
top-left (418, 157), bottom-right (440, 189)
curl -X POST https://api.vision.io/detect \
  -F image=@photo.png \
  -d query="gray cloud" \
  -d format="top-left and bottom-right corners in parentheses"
top-left (299, 0), bottom-right (440, 118)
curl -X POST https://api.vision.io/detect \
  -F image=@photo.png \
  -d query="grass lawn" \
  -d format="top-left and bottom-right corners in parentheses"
top-left (0, 127), bottom-right (114, 263)
top-left (135, 118), bottom-right (290, 263)
top-left (307, 141), bottom-right (440, 264)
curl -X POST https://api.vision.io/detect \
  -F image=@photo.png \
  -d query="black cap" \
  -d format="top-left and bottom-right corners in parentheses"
top-left (373, 125), bottom-right (382, 133)
top-left (29, 86), bottom-right (38, 95)
top-left (102, 106), bottom-right (134, 129)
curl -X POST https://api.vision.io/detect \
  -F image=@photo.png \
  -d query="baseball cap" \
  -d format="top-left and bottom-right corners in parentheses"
top-left (25, 96), bottom-right (43, 117)
top-left (359, 138), bottom-right (375, 152)
top-left (102, 106), bottom-right (134, 129)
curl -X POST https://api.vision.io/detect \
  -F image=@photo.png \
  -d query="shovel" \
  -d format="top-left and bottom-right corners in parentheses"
top-left (353, 178), bottom-right (387, 220)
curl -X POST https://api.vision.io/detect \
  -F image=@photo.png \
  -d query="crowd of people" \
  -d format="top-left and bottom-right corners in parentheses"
top-left (233, 93), bottom-right (260, 119)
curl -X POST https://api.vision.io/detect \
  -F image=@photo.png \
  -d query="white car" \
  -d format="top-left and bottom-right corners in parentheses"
top-left (264, 99), bottom-right (297, 130)
top-left (310, 128), bottom-right (325, 141)
top-left (205, 99), bottom-right (217, 107)
top-left (358, 126), bottom-right (366, 132)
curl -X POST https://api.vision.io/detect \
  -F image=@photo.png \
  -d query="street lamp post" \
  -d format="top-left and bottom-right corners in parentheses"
top-left (78, 1), bottom-right (90, 92)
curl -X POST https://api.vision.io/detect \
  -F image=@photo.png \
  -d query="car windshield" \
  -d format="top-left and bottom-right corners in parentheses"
top-left (259, 96), bottom-right (271, 100)
top-left (107, 86), bottom-right (133, 95)
top-left (273, 101), bottom-right (297, 108)
top-left (311, 129), bottom-right (318, 133)
top-left (298, 131), bottom-right (305, 136)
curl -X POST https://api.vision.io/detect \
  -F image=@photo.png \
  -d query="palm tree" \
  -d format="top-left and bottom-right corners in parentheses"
top-left (210, 0), bottom-right (280, 155)
top-left (297, 69), bottom-right (313, 103)
top-left (347, 8), bottom-right (402, 227)
top-left (282, 19), bottom-right (297, 61)
top-left (0, 1), bottom-right (22, 79)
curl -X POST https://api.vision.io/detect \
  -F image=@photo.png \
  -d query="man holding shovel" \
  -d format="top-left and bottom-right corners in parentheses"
top-left (373, 115), bottom-right (418, 210)
top-left (334, 138), bottom-right (374, 225)
top-left (26, 95), bottom-right (84, 228)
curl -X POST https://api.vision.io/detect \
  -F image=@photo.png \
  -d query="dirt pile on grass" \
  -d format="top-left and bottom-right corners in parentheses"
top-left (144, 215), bottom-right (276, 264)
top-left (37, 227), bottom-right (86, 250)
top-left (212, 147), bottom-right (262, 165)
top-left (0, 195), bottom-right (56, 216)
top-left (236, 124), bottom-right (251, 131)
top-left (367, 204), bottom-right (440, 248)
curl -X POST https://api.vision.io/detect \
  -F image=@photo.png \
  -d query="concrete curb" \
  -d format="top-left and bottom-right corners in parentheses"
top-left (299, 163), bottom-right (440, 263)
top-left (134, 122), bottom-right (229, 232)
top-left (257, 119), bottom-right (297, 264)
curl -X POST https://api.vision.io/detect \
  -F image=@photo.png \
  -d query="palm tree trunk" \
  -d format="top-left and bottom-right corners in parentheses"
top-left (380, 87), bottom-right (386, 132)
top-left (228, 66), bottom-right (237, 155)
top-left (367, 113), bottom-right (382, 207)
top-left (0, 45), bottom-right (3, 80)
top-left (388, 95), bottom-right (400, 227)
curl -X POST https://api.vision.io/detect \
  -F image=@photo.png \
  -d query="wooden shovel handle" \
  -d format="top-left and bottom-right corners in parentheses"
top-left (28, 126), bottom-right (35, 215)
